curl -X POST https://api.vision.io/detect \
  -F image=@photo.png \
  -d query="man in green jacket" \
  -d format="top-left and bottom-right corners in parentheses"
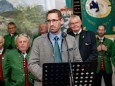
top-left (95, 25), bottom-right (113, 86)
top-left (4, 22), bottom-right (18, 49)
top-left (0, 35), bottom-right (9, 86)
top-left (112, 40), bottom-right (115, 86)
top-left (3, 33), bottom-right (34, 86)
top-left (112, 40), bottom-right (115, 66)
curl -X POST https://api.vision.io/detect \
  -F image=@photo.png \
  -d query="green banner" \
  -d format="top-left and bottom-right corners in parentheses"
top-left (80, 0), bottom-right (115, 34)
top-left (65, 0), bottom-right (72, 8)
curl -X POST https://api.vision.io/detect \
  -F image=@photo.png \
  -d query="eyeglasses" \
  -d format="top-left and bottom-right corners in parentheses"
top-left (46, 19), bottom-right (60, 24)
top-left (70, 22), bottom-right (79, 26)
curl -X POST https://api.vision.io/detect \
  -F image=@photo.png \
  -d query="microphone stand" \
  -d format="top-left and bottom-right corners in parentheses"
top-left (63, 34), bottom-right (74, 86)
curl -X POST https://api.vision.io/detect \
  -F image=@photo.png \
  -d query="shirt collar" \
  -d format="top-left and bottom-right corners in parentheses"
top-left (49, 31), bottom-right (62, 40)
top-left (10, 34), bottom-right (14, 37)
top-left (98, 36), bottom-right (104, 40)
top-left (73, 29), bottom-right (82, 35)
top-left (0, 48), bottom-right (3, 54)
top-left (22, 53), bottom-right (27, 58)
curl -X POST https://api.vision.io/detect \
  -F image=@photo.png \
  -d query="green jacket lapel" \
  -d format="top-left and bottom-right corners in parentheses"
top-left (79, 30), bottom-right (85, 49)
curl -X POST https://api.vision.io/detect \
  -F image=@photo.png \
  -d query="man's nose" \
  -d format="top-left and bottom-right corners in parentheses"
top-left (50, 21), bottom-right (54, 25)
top-left (21, 42), bottom-right (24, 44)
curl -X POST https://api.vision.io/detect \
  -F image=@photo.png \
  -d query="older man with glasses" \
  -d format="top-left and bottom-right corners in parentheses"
top-left (67, 15), bottom-right (97, 62)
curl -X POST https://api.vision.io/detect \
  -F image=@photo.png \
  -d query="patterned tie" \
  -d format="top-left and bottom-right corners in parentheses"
top-left (23, 54), bottom-right (30, 86)
top-left (0, 54), bottom-right (3, 81)
top-left (54, 36), bottom-right (62, 63)
top-left (99, 40), bottom-right (105, 70)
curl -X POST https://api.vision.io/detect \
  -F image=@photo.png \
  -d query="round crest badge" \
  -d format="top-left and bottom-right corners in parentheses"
top-left (86, 0), bottom-right (111, 18)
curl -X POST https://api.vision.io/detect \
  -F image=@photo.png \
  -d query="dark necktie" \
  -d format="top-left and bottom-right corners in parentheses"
top-left (0, 54), bottom-right (3, 81)
top-left (54, 36), bottom-right (62, 63)
top-left (23, 56), bottom-right (30, 86)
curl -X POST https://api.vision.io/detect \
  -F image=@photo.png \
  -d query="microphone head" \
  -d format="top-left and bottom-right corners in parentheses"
top-left (62, 32), bottom-right (67, 38)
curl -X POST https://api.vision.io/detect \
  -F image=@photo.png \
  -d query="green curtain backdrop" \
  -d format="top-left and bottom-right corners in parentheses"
top-left (65, 0), bottom-right (72, 8)
top-left (80, 0), bottom-right (115, 34)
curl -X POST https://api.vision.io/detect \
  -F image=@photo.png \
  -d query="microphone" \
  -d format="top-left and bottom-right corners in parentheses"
top-left (62, 32), bottom-right (74, 86)
top-left (62, 32), bottom-right (67, 38)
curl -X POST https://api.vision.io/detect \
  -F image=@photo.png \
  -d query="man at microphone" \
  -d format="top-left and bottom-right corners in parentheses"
top-left (95, 25), bottom-right (113, 86)
top-left (28, 9), bottom-right (82, 86)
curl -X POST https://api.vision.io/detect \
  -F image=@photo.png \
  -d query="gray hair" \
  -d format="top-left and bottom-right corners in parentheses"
top-left (69, 15), bottom-right (81, 24)
top-left (15, 33), bottom-right (30, 45)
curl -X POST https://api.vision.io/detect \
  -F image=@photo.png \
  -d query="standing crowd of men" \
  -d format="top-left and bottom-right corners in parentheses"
top-left (0, 9), bottom-right (115, 86)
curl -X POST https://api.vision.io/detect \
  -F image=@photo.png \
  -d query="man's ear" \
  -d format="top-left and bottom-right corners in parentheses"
top-left (105, 30), bottom-right (106, 33)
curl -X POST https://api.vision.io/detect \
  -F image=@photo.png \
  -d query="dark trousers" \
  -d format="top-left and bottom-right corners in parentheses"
top-left (95, 70), bottom-right (112, 86)
top-left (0, 80), bottom-right (4, 86)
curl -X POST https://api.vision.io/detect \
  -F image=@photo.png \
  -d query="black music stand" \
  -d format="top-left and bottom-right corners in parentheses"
top-left (43, 62), bottom-right (97, 86)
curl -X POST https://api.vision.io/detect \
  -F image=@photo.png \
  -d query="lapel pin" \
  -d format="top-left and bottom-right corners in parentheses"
top-left (85, 43), bottom-right (89, 45)
top-left (82, 36), bottom-right (84, 38)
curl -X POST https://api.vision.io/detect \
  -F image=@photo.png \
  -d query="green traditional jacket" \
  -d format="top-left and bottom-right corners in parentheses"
top-left (112, 40), bottom-right (115, 66)
top-left (2, 49), bottom-right (9, 65)
top-left (1, 49), bottom-right (9, 78)
top-left (96, 37), bottom-right (113, 74)
top-left (3, 49), bottom-right (34, 86)
top-left (4, 33), bottom-right (18, 49)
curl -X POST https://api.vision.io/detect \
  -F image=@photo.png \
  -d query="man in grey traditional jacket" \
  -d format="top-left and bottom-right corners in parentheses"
top-left (28, 9), bottom-right (82, 86)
